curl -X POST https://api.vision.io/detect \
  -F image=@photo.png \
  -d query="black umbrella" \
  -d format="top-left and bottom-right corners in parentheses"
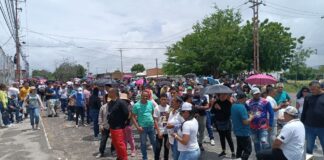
top-left (203, 84), bottom-right (233, 94)
top-left (92, 79), bottom-right (114, 86)
top-left (184, 73), bottom-right (196, 78)
top-left (158, 81), bottom-right (172, 86)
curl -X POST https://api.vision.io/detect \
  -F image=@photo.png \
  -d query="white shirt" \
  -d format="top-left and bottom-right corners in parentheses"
top-left (266, 96), bottom-right (278, 119)
top-left (177, 118), bottom-right (199, 151)
top-left (277, 119), bottom-right (305, 160)
top-left (8, 87), bottom-right (19, 97)
top-left (167, 109), bottom-right (184, 144)
top-left (154, 105), bottom-right (170, 134)
top-left (296, 98), bottom-right (304, 116)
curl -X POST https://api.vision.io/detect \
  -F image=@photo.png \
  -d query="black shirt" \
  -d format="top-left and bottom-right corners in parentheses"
top-left (301, 93), bottom-right (324, 128)
top-left (107, 99), bottom-right (129, 129)
top-left (192, 95), bottom-right (208, 116)
top-left (213, 99), bottom-right (232, 122)
top-left (89, 95), bottom-right (101, 110)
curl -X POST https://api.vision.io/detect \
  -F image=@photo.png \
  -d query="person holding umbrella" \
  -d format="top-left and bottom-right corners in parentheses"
top-left (213, 93), bottom-right (235, 158)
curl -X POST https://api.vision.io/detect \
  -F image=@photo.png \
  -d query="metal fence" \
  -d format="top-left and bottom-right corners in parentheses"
top-left (0, 47), bottom-right (15, 85)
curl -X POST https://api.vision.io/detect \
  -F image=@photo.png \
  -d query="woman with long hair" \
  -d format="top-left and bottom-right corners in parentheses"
top-left (166, 96), bottom-right (183, 160)
top-left (296, 86), bottom-right (310, 118)
top-left (172, 102), bottom-right (200, 160)
top-left (213, 93), bottom-right (235, 158)
top-left (24, 86), bottom-right (44, 130)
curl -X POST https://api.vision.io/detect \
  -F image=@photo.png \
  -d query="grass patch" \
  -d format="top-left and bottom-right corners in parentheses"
top-left (284, 80), bottom-right (311, 93)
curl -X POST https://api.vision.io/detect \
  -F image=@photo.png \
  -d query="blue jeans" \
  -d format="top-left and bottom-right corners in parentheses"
top-left (305, 125), bottom-right (324, 154)
top-left (29, 107), bottom-right (40, 126)
top-left (251, 129), bottom-right (270, 154)
top-left (139, 126), bottom-right (156, 160)
top-left (60, 98), bottom-right (68, 112)
top-left (206, 111), bottom-right (214, 140)
top-left (0, 103), bottom-right (10, 125)
top-left (179, 149), bottom-right (201, 160)
top-left (90, 109), bottom-right (99, 137)
top-left (171, 140), bottom-right (180, 160)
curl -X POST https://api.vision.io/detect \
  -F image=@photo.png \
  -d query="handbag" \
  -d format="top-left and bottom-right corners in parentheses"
top-left (68, 98), bottom-right (76, 106)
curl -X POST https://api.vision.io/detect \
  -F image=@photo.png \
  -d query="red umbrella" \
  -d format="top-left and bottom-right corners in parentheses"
top-left (245, 74), bottom-right (277, 85)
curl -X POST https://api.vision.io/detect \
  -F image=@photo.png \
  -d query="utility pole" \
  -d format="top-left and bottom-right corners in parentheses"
top-left (250, 0), bottom-right (263, 73)
top-left (156, 58), bottom-right (158, 78)
top-left (14, 0), bottom-right (21, 84)
top-left (119, 48), bottom-right (123, 74)
top-left (86, 61), bottom-right (90, 75)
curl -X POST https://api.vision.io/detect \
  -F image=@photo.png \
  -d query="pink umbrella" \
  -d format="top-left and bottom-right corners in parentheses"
top-left (136, 79), bottom-right (144, 85)
top-left (245, 74), bottom-right (277, 85)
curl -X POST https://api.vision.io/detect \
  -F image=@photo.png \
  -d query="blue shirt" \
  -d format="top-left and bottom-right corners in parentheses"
top-left (231, 103), bottom-right (250, 136)
top-left (274, 91), bottom-right (291, 104)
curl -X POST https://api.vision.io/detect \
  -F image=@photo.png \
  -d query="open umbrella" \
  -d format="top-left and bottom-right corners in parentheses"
top-left (184, 73), bottom-right (196, 78)
top-left (136, 79), bottom-right (144, 85)
top-left (245, 74), bottom-right (277, 85)
top-left (203, 84), bottom-right (233, 94)
top-left (157, 81), bottom-right (172, 86)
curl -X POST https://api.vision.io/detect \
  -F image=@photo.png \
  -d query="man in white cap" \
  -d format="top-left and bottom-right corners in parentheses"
top-left (69, 87), bottom-right (86, 127)
top-left (246, 87), bottom-right (274, 154)
top-left (256, 106), bottom-right (305, 160)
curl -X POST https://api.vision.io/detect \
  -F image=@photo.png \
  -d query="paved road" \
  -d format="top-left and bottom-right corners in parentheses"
top-left (0, 118), bottom-right (55, 160)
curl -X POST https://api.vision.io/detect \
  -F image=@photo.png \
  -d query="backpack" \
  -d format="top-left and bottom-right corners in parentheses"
top-left (75, 93), bottom-right (85, 107)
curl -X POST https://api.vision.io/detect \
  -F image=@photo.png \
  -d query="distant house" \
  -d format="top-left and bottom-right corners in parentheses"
top-left (146, 68), bottom-right (164, 78)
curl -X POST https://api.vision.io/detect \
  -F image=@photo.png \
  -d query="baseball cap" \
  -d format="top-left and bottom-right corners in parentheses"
top-left (30, 86), bottom-right (36, 90)
top-left (187, 86), bottom-right (193, 90)
top-left (236, 91), bottom-right (247, 99)
top-left (251, 87), bottom-right (261, 95)
top-left (181, 102), bottom-right (192, 111)
top-left (77, 87), bottom-right (83, 93)
top-left (284, 106), bottom-right (299, 117)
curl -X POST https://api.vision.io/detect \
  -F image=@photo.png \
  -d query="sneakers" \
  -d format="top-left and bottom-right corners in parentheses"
top-left (218, 151), bottom-right (226, 157)
top-left (199, 144), bottom-right (205, 152)
top-left (210, 139), bottom-right (215, 146)
top-left (96, 153), bottom-right (103, 158)
top-left (75, 125), bottom-right (79, 128)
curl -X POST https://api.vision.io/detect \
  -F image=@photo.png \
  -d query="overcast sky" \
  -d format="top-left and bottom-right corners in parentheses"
top-left (0, 0), bottom-right (323, 74)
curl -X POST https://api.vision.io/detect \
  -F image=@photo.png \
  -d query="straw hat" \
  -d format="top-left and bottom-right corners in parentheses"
top-left (120, 93), bottom-right (130, 102)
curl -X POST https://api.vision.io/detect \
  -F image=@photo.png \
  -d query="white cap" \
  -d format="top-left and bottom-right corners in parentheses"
top-left (181, 102), bottom-right (192, 111)
top-left (284, 106), bottom-right (299, 117)
top-left (77, 87), bottom-right (83, 93)
top-left (251, 87), bottom-right (261, 95)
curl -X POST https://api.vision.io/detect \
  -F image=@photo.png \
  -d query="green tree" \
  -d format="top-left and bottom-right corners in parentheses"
top-left (131, 63), bottom-right (145, 73)
top-left (164, 7), bottom-right (244, 76)
top-left (285, 45), bottom-right (316, 80)
top-left (163, 7), bottom-right (310, 76)
top-left (53, 62), bottom-right (86, 81)
top-left (32, 69), bottom-right (54, 79)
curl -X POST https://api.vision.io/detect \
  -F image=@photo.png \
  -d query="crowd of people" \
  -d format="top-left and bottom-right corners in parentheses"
top-left (0, 77), bottom-right (323, 160)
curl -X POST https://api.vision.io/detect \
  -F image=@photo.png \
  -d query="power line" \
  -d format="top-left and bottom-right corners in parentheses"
top-left (261, 10), bottom-right (321, 19)
top-left (264, 4), bottom-right (323, 18)
top-left (25, 28), bottom-right (181, 44)
top-left (265, 1), bottom-right (324, 16)
top-left (0, 0), bottom-right (16, 40)
top-left (1, 36), bottom-right (12, 46)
